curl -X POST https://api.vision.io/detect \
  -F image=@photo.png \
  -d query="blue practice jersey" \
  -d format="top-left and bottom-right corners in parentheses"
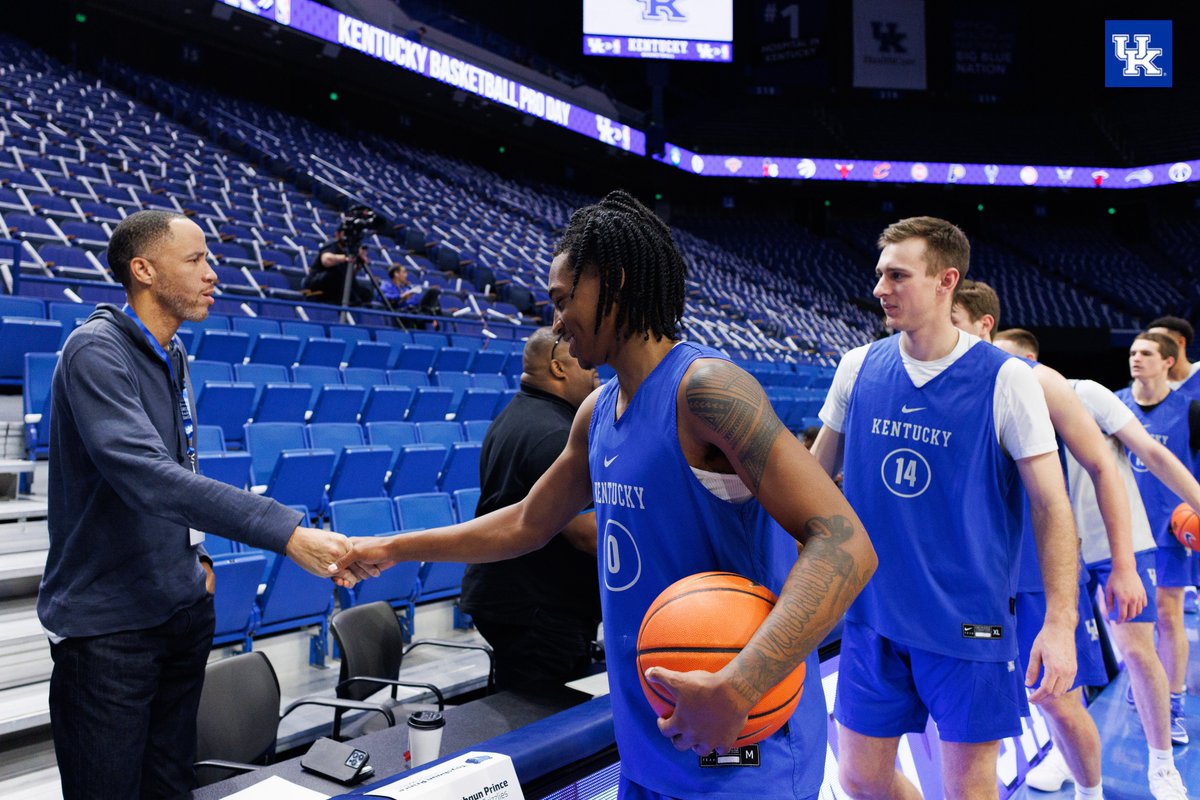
top-left (589, 341), bottom-right (825, 799)
top-left (1175, 368), bottom-right (1200, 401)
top-left (842, 336), bottom-right (1024, 661)
top-left (1116, 387), bottom-right (1195, 548)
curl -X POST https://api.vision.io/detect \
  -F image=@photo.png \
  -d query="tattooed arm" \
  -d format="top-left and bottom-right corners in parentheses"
top-left (646, 358), bottom-right (876, 755)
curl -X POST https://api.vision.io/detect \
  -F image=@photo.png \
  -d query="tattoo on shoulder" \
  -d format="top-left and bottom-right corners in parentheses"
top-left (685, 364), bottom-right (784, 490)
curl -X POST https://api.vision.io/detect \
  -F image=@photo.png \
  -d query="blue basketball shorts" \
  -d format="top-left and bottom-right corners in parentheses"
top-left (1086, 548), bottom-right (1158, 623)
top-left (1014, 589), bottom-right (1108, 690)
top-left (834, 620), bottom-right (1027, 744)
top-left (1155, 542), bottom-right (1198, 588)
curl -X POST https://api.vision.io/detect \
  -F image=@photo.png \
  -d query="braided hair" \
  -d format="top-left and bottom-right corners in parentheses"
top-left (553, 190), bottom-right (686, 342)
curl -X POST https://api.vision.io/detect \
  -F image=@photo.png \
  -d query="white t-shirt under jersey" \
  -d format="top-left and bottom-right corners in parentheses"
top-left (819, 330), bottom-right (1057, 461)
top-left (1168, 361), bottom-right (1200, 390)
top-left (1067, 379), bottom-right (1156, 564)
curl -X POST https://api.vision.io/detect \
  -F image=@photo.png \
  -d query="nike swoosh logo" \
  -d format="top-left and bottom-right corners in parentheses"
top-left (603, 455), bottom-right (619, 467)
top-left (900, 405), bottom-right (926, 414)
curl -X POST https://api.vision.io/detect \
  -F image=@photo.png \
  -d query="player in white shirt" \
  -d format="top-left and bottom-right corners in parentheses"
top-left (813, 217), bottom-right (1078, 800)
top-left (995, 327), bottom-right (1192, 800)
top-left (951, 282), bottom-right (1144, 800)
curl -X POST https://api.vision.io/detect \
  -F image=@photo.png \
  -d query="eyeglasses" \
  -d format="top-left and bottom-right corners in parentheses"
top-left (548, 335), bottom-right (562, 370)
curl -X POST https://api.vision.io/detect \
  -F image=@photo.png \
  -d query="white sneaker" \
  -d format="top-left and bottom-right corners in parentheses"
top-left (1025, 746), bottom-right (1073, 792)
top-left (1148, 765), bottom-right (1189, 800)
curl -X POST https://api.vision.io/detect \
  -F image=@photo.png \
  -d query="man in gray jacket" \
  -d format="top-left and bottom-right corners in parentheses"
top-left (38, 210), bottom-right (355, 799)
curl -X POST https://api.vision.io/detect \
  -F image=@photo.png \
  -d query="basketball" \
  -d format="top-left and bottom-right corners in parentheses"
top-left (1170, 502), bottom-right (1200, 552)
top-left (636, 572), bottom-right (806, 745)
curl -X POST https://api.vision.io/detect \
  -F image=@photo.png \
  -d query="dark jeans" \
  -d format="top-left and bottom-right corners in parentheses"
top-left (49, 595), bottom-right (215, 800)
top-left (471, 608), bottom-right (598, 691)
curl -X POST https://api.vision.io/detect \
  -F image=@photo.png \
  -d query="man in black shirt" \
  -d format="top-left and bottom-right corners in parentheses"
top-left (460, 327), bottom-right (600, 690)
top-left (304, 228), bottom-right (373, 306)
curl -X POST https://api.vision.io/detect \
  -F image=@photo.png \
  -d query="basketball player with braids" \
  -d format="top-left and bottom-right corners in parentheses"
top-left (333, 190), bottom-right (877, 799)
top-left (812, 218), bottom-right (1079, 800)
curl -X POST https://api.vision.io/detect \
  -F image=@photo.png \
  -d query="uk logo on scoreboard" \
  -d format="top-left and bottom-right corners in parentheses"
top-left (1105, 20), bottom-right (1172, 88)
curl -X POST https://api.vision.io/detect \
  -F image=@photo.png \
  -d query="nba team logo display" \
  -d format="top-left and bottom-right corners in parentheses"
top-left (1105, 20), bottom-right (1172, 88)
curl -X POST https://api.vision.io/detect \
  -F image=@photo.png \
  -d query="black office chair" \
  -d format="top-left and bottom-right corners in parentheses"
top-left (193, 651), bottom-right (396, 787)
top-left (329, 601), bottom-right (495, 737)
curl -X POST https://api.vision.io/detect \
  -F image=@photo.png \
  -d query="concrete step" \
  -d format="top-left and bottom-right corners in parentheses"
top-left (0, 518), bottom-right (48, 555)
top-left (0, 498), bottom-right (47, 523)
top-left (0, 681), bottom-right (50, 738)
top-left (0, 598), bottom-right (50, 691)
top-left (0, 551), bottom-right (45, 600)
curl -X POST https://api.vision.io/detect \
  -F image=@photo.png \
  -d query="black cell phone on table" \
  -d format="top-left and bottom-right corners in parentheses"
top-left (301, 737), bottom-right (374, 784)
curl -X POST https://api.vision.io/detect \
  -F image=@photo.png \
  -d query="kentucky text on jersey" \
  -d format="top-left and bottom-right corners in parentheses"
top-left (870, 417), bottom-right (954, 447)
top-left (593, 481), bottom-right (646, 510)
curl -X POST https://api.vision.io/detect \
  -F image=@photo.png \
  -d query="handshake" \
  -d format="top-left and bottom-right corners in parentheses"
top-left (286, 527), bottom-right (392, 587)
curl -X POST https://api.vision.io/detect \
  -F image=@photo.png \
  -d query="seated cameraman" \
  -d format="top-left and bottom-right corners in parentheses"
top-left (304, 225), bottom-right (373, 306)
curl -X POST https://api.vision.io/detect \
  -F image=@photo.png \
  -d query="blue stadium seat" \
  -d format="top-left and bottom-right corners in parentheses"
top-left (210, 552), bottom-right (267, 648)
top-left (461, 420), bottom-right (490, 442)
top-left (405, 386), bottom-right (453, 422)
top-left (198, 451), bottom-right (252, 489)
top-left (394, 492), bottom-right (467, 610)
top-left (431, 346), bottom-right (471, 373)
top-left (345, 340), bottom-right (391, 368)
top-left (250, 384), bottom-right (310, 423)
top-left (371, 328), bottom-right (411, 367)
top-left (22, 352), bottom-right (57, 457)
top-left (394, 492), bottom-right (454, 530)
top-left (298, 337), bottom-right (346, 367)
top-left (471, 373), bottom-right (508, 392)
top-left (252, 543), bottom-right (337, 665)
top-left (229, 316), bottom-right (280, 344)
top-left (394, 344), bottom-right (436, 372)
top-left (326, 445), bottom-right (392, 505)
top-left (202, 533), bottom-right (239, 556)
top-left (308, 384), bottom-right (366, 424)
top-left (386, 443), bottom-right (447, 497)
top-left (452, 487), bottom-right (480, 522)
top-left (246, 333), bottom-right (301, 366)
top-left (244, 422), bottom-right (308, 485)
top-left (387, 369), bottom-right (430, 388)
top-left (261, 448), bottom-right (336, 521)
top-left (431, 371), bottom-right (471, 410)
top-left (341, 367), bottom-right (387, 388)
top-left (196, 424), bottom-right (226, 452)
top-left (358, 385), bottom-right (413, 424)
top-left (328, 497), bottom-right (414, 621)
top-left (453, 388), bottom-right (501, 422)
top-left (0, 295), bottom-right (45, 318)
top-left (415, 421), bottom-right (463, 445)
top-left (365, 421), bottom-right (419, 454)
top-left (0, 318), bottom-right (61, 384)
top-left (292, 365), bottom-right (341, 406)
top-left (437, 441), bottom-right (482, 494)
top-left (188, 360), bottom-right (234, 388)
top-left (307, 422), bottom-right (365, 451)
top-left (194, 382), bottom-right (255, 449)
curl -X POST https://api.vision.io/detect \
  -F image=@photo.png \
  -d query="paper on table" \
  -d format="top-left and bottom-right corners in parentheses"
top-left (222, 775), bottom-right (330, 799)
top-left (565, 672), bottom-right (609, 697)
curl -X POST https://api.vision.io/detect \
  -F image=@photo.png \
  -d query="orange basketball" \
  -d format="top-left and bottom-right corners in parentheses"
top-left (1170, 502), bottom-right (1200, 552)
top-left (636, 571), bottom-right (806, 745)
